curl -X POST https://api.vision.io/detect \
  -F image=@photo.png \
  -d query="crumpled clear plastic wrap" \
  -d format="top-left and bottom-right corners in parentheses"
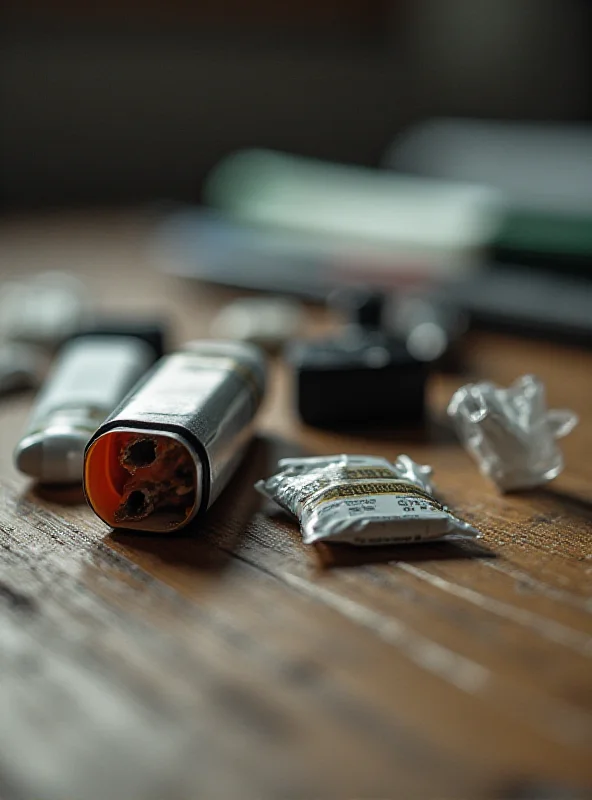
top-left (256, 453), bottom-right (478, 546)
top-left (447, 374), bottom-right (578, 492)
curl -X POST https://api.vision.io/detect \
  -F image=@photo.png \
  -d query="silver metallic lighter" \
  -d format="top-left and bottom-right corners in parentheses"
top-left (83, 340), bottom-right (266, 532)
top-left (15, 335), bottom-right (158, 483)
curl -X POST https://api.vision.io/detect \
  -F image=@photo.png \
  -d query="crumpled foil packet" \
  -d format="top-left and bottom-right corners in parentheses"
top-left (447, 374), bottom-right (578, 492)
top-left (256, 454), bottom-right (478, 546)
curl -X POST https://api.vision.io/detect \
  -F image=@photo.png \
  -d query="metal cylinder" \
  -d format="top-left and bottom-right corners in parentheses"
top-left (15, 335), bottom-right (157, 483)
top-left (84, 340), bottom-right (266, 533)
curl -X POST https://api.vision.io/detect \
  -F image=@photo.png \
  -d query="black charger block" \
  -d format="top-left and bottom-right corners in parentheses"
top-left (288, 332), bottom-right (428, 429)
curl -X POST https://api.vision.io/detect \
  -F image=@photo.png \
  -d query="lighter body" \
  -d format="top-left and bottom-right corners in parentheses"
top-left (84, 340), bottom-right (266, 532)
top-left (14, 335), bottom-right (157, 483)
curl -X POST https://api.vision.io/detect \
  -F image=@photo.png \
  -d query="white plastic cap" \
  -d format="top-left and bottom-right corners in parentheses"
top-left (15, 428), bottom-right (88, 483)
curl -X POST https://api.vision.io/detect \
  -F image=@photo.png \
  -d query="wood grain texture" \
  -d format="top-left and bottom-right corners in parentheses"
top-left (0, 211), bottom-right (591, 800)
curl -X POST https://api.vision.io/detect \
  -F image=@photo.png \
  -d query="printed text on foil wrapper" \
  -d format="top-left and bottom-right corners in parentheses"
top-left (256, 454), bottom-right (479, 546)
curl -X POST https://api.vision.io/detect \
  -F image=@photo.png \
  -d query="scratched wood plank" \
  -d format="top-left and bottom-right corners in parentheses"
top-left (0, 212), bottom-right (591, 799)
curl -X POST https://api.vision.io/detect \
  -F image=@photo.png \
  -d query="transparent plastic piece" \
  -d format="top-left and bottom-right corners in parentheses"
top-left (447, 374), bottom-right (578, 492)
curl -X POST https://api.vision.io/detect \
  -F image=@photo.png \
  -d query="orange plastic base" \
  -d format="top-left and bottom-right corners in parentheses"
top-left (84, 429), bottom-right (197, 531)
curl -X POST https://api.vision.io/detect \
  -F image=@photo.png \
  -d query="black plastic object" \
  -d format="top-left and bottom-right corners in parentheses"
top-left (329, 287), bottom-right (385, 329)
top-left (288, 331), bottom-right (427, 429)
top-left (70, 319), bottom-right (168, 359)
top-left (433, 268), bottom-right (592, 349)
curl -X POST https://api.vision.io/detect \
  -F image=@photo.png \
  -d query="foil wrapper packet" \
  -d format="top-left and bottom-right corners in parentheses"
top-left (256, 454), bottom-right (478, 546)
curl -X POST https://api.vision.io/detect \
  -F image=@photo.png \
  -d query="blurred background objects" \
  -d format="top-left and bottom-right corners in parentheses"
top-left (1, 0), bottom-right (592, 421)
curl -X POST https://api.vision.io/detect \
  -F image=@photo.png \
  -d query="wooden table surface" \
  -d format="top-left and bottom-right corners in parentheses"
top-left (0, 212), bottom-right (591, 800)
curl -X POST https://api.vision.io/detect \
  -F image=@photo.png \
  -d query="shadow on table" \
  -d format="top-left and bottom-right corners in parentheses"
top-left (27, 483), bottom-right (87, 506)
top-left (106, 433), bottom-right (308, 573)
top-left (315, 537), bottom-right (496, 569)
top-left (324, 416), bottom-right (458, 447)
top-left (523, 485), bottom-right (592, 522)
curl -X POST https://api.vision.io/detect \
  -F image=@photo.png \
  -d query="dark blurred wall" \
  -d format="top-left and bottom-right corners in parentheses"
top-left (0, 32), bottom-right (401, 206)
top-left (403, 0), bottom-right (591, 120)
top-left (0, 0), bottom-right (590, 208)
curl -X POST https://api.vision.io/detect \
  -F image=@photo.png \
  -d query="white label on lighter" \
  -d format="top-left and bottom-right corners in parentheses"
top-left (124, 357), bottom-right (227, 417)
